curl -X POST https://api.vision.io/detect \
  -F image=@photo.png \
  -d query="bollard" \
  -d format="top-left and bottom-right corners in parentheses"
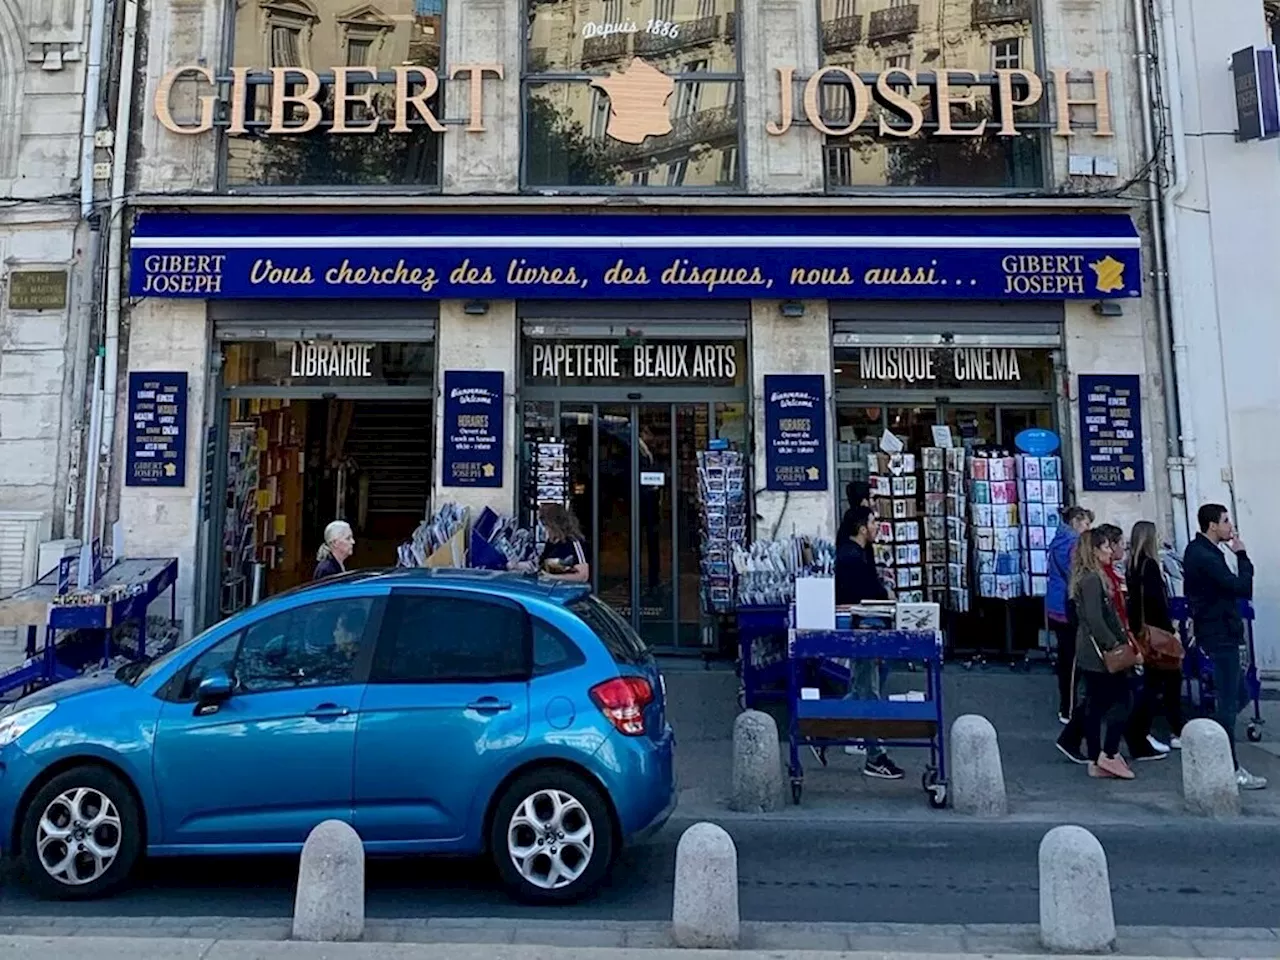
top-left (292, 819), bottom-right (365, 942)
top-left (730, 709), bottom-right (783, 813)
top-left (950, 714), bottom-right (1007, 817)
top-left (1181, 718), bottom-right (1241, 817)
top-left (1038, 825), bottom-right (1115, 953)
top-left (672, 822), bottom-right (739, 948)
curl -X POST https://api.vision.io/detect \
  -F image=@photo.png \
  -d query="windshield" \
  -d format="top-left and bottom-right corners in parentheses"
top-left (117, 624), bottom-right (213, 687)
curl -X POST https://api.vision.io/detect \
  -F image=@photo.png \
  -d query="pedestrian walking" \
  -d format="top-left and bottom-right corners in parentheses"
top-left (1183, 504), bottom-right (1266, 790)
top-left (314, 520), bottom-right (354, 580)
top-left (1124, 520), bottom-right (1185, 755)
top-left (1047, 506), bottom-right (1093, 724)
top-left (1070, 528), bottom-right (1140, 780)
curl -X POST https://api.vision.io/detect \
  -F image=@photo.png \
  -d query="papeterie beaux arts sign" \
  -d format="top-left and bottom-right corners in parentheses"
top-left (153, 61), bottom-right (1114, 141)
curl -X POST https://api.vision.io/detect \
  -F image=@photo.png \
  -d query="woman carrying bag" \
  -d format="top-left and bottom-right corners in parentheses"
top-left (1071, 529), bottom-right (1143, 780)
top-left (1125, 520), bottom-right (1186, 754)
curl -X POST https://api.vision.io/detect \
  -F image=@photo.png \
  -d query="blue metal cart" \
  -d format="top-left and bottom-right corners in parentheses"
top-left (786, 626), bottom-right (948, 808)
top-left (1169, 596), bottom-right (1262, 742)
top-left (0, 558), bottom-right (178, 698)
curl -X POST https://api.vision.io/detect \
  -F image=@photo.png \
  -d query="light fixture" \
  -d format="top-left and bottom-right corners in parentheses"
top-left (779, 300), bottom-right (805, 318)
top-left (1092, 300), bottom-right (1123, 317)
top-left (464, 300), bottom-right (489, 316)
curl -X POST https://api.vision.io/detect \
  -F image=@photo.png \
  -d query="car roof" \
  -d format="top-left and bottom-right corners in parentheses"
top-left (275, 567), bottom-right (592, 606)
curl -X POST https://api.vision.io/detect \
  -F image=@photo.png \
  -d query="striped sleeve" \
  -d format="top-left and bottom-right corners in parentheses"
top-left (573, 539), bottom-right (587, 566)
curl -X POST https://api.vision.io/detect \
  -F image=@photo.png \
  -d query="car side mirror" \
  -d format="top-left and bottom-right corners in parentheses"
top-left (195, 669), bottom-right (234, 714)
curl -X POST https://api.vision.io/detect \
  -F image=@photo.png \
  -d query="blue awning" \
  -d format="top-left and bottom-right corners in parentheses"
top-left (129, 211), bottom-right (1142, 301)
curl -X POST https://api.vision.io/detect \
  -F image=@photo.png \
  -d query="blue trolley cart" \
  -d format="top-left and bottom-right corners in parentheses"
top-left (786, 625), bottom-right (948, 808)
top-left (1169, 596), bottom-right (1263, 742)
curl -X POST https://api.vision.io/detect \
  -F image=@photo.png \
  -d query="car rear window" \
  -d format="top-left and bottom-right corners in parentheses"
top-left (568, 595), bottom-right (652, 666)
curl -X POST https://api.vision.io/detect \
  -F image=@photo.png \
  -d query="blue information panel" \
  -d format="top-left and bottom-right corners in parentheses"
top-left (442, 370), bottom-right (504, 488)
top-left (126, 371), bottom-right (188, 487)
top-left (128, 212), bottom-right (1143, 302)
top-left (1078, 374), bottom-right (1145, 492)
top-left (764, 374), bottom-right (828, 492)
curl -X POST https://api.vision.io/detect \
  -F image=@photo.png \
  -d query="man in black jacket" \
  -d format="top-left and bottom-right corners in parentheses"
top-left (1184, 503), bottom-right (1265, 789)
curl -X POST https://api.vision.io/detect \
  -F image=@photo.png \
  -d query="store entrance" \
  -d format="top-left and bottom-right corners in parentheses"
top-left (523, 400), bottom-right (748, 652)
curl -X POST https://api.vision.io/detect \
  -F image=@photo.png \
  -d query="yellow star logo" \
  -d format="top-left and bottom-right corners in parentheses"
top-left (1121, 466), bottom-right (1135, 482)
top-left (164, 463), bottom-right (177, 477)
top-left (805, 466), bottom-right (820, 481)
top-left (1090, 255), bottom-right (1126, 294)
top-left (481, 463), bottom-right (495, 478)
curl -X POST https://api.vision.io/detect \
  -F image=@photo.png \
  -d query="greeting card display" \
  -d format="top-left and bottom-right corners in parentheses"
top-left (697, 447), bottom-right (748, 613)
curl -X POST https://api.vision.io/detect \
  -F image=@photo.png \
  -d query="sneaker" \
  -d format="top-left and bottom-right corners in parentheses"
top-left (864, 754), bottom-right (905, 780)
top-left (1058, 713), bottom-right (1071, 726)
top-left (1097, 754), bottom-right (1136, 780)
top-left (1130, 745), bottom-right (1168, 762)
top-left (808, 745), bottom-right (827, 766)
top-left (1170, 737), bottom-right (1182, 750)
top-left (1056, 741), bottom-right (1089, 765)
top-left (1088, 761), bottom-right (1113, 779)
top-left (1237, 767), bottom-right (1268, 791)
top-left (1146, 735), bottom-right (1171, 754)
top-left (843, 744), bottom-right (866, 756)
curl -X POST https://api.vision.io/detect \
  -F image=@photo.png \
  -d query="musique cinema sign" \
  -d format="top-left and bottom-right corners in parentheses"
top-left (153, 62), bottom-right (1113, 140)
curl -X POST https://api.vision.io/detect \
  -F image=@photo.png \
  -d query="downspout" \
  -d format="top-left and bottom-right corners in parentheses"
top-left (98, 0), bottom-right (138, 542)
top-left (78, 0), bottom-right (108, 220)
top-left (1133, 0), bottom-right (1190, 549)
top-left (1153, 0), bottom-right (1200, 543)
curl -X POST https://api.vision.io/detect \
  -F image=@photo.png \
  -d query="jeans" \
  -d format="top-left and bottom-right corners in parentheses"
top-left (1210, 645), bottom-right (1247, 767)
top-left (1052, 618), bottom-right (1078, 718)
top-left (1081, 669), bottom-right (1131, 760)
top-left (1125, 665), bottom-right (1185, 751)
top-left (842, 620), bottom-right (893, 757)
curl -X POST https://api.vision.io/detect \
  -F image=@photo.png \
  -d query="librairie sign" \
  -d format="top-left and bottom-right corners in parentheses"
top-left (153, 61), bottom-right (1112, 141)
top-left (129, 212), bottom-right (1143, 302)
top-left (289, 340), bottom-right (376, 379)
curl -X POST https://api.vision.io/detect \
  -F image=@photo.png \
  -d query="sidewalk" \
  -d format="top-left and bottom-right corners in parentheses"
top-left (2, 920), bottom-right (1279, 957)
top-left (663, 659), bottom-right (1280, 824)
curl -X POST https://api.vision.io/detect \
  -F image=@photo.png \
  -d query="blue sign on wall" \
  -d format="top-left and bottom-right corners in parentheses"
top-left (126, 371), bottom-right (188, 487)
top-left (764, 374), bottom-right (828, 492)
top-left (442, 370), bottom-right (504, 488)
top-left (128, 212), bottom-right (1143, 302)
top-left (1078, 374), bottom-right (1145, 492)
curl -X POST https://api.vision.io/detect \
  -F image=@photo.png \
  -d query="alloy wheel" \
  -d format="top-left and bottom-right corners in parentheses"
top-left (36, 787), bottom-right (123, 887)
top-left (507, 788), bottom-right (595, 890)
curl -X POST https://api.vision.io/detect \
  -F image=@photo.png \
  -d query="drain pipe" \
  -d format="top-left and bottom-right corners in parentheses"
top-left (78, 0), bottom-right (108, 219)
top-left (98, 0), bottom-right (139, 541)
top-left (1134, 0), bottom-right (1190, 549)
top-left (1152, 0), bottom-right (1199, 542)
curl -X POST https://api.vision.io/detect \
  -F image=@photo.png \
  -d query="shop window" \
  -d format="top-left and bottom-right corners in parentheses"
top-left (372, 593), bottom-right (530, 683)
top-left (816, 0), bottom-right (1046, 190)
top-left (522, 0), bottom-right (743, 190)
top-left (222, 0), bottom-right (444, 189)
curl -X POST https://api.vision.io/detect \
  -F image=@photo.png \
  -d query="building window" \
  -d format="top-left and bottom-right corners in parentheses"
top-left (222, 0), bottom-right (444, 190)
top-left (817, 0), bottom-right (1046, 190)
top-left (523, 0), bottom-right (743, 190)
top-left (991, 38), bottom-right (1021, 71)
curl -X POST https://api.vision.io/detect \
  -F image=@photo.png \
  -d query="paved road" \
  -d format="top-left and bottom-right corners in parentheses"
top-left (0, 816), bottom-right (1274, 928)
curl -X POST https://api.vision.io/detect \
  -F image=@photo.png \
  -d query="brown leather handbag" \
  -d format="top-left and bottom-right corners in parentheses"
top-left (1134, 561), bottom-right (1185, 668)
top-left (1095, 635), bottom-right (1144, 674)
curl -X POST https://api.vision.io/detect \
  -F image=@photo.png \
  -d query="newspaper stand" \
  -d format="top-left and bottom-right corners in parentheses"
top-left (1169, 596), bottom-right (1262, 741)
top-left (786, 623), bottom-right (948, 808)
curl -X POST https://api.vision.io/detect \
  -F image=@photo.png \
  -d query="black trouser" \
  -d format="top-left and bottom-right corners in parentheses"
top-left (1052, 618), bottom-right (1078, 718)
top-left (1082, 669), bottom-right (1131, 760)
top-left (1125, 666), bottom-right (1185, 751)
top-left (1210, 645), bottom-right (1246, 767)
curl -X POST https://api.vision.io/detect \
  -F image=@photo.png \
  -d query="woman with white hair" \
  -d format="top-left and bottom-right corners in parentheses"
top-left (315, 520), bottom-right (355, 580)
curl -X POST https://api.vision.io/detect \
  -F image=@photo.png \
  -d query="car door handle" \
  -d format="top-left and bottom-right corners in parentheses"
top-left (307, 703), bottom-right (351, 719)
top-left (466, 697), bottom-right (512, 713)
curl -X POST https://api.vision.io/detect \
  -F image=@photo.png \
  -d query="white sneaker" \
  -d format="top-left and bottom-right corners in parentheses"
top-left (1237, 767), bottom-right (1268, 791)
top-left (1146, 735), bottom-right (1171, 755)
top-left (844, 744), bottom-right (866, 756)
top-left (1170, 737), bottom-right (1182, 750)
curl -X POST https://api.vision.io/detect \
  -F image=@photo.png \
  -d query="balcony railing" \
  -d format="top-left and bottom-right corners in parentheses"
top-left (822, 14), bottom-right (864, 53)
top-left (867, 3), bottom-right (919, 42)
top-left (634, 15), bottom-right (720, 56)
top-left (972, 0), bottom-right (1032, 25)
top-left (582, 33), bottom-right (630, 65)
top-left (604, 103), bottom-right (737, 160)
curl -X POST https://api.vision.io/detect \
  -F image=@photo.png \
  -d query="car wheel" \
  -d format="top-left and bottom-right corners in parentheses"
top-left (490, 768), bottom-right (614, 904)
top-left (19, 765), bottom-right (142, 900)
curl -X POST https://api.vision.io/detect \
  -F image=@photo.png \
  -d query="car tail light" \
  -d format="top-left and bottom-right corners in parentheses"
top-left (590, 676), bottom-right (654, 736)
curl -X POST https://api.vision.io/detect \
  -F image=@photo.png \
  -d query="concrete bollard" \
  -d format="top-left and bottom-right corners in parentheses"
top-left (950, 714), bottom-right (1007, 817)
top-left (292, 819), bottom-right (365, 942)
top-left (672, 821), bottom-right (739, 948)
top-left (1039, 825), bottom-right (1116, 953)
top-left (1181, 718), bottom-right (1241, 817)
top-left (729, 709), bottom-right (783, 813)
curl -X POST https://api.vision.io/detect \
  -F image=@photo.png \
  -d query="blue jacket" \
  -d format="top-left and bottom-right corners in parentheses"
top-left (1045, 526), bottom-right (1078, 622)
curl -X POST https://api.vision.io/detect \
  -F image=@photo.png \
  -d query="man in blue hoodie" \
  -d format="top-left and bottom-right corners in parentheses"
top-left (1047, 506), bottom-right (1093, 726)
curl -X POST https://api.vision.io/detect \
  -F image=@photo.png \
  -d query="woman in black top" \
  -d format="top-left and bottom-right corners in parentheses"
top-left (538, 504), bottom-right (590, 584)
top-left (314, 520), bottom-right (354, 581)
top-left (1124, 520), bottom-right (1184, 753)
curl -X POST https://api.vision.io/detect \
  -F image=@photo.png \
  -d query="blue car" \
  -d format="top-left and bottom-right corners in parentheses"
top-left (0, 569), bottom-right (675, 902)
